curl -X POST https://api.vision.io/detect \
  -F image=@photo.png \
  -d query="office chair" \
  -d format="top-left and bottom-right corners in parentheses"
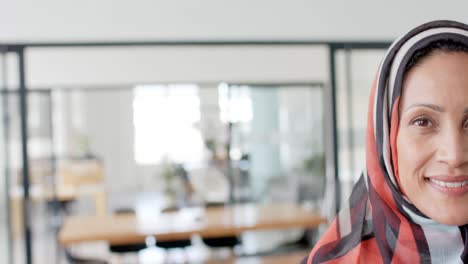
top-left (108, 208), bottom-right (147, 253)
top-left (201, 202), bottom-right (240, 252)
top-left (155, 206), bottom-right (193, 249)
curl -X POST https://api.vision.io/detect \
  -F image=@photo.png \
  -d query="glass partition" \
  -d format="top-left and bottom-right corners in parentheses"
top-left (0, 52), bottom-right (11, 264)
top-left (224, 84), bottom-right (325, 204)
top-left (6, 90), bottom-right (57, 264)
top-left (335, 49), bottom-right (386, 207)
top-left (45, 83), bottom-right (326, 212)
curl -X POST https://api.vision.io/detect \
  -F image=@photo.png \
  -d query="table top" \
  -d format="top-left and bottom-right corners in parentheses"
top-left (10, 184), bottom-right (104, 202)
top-left (59, 203), bottom-right (327, 246)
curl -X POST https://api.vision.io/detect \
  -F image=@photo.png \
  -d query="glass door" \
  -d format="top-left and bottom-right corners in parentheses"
top-left (335, 49), bottom-right (386, 207)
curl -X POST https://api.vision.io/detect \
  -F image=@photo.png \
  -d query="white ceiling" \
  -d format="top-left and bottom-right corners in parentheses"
top-left (2, 0), bottom-right (467, 42)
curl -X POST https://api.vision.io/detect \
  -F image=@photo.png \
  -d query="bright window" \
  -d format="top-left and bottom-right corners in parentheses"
top-left (133, 84), bottom-right (204, 165)
top-left (218, 83), bottom-right (253, 123)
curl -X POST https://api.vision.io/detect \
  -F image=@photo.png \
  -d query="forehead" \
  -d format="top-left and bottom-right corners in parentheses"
top-left (400, 52), bottom-right (468, 106)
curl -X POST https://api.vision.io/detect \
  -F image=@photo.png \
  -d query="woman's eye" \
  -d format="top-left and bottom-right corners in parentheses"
top-left (411, 117), bottom-right (432, 127)
top-left (463, 119), bottom-right (468, 129)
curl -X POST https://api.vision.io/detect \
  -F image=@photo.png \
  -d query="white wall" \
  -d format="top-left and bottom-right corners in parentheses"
top-left (23, 46), bottom-right (328, 87)
top-left (1, 0), bottom-right (468, 42)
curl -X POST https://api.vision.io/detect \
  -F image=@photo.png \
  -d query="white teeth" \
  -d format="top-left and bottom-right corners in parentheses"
top-left (429, 179), bottom-right (468, 188)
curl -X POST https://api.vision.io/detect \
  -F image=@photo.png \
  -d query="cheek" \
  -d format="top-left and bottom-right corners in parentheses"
top-left (396, 131), bottom-right (431, 189)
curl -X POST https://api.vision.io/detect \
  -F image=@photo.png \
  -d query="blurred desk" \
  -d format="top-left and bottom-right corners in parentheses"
top-left (11, 184), bottom-right (106, 239)
top-left (11, 184), bottom-right (80, 202)
top-left (59, 203), bottom-right (327, 246)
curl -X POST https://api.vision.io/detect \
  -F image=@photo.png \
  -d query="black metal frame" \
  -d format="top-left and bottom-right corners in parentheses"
top-left (0, 40), bottom-right (391, 264)
top-left (328, 43), bottom-right (390, 213)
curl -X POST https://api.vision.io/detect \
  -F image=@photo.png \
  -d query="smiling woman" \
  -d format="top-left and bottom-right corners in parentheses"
top-left (303, 20), bottom-right (468, 263)
top-left (398, 49), bottom-right (468, 226)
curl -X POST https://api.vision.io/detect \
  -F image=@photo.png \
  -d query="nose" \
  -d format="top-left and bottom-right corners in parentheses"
top-left (437, 127), bottom-right (468, 168)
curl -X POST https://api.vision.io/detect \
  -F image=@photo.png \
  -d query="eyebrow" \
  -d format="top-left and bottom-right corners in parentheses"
top-left (403, 103), bottom-right (468, 114)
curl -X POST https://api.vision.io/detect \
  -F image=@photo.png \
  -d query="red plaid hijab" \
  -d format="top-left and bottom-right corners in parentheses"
top-left (304, 20), bottom-right (468, 264)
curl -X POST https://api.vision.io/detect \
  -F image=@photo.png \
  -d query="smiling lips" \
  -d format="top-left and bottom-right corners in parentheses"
top-left (426, 176), bottom-right (468, 196)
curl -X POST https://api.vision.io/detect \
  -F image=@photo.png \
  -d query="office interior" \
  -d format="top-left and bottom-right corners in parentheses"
top-left (1, 1), bottom-right (467, 263)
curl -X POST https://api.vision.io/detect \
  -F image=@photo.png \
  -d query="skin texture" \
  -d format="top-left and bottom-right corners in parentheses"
top-left (397, 51), bottom-right (468, 226)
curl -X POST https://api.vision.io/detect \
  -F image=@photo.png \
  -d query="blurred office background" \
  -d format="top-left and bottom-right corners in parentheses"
top-left (1, 1), bottom-right (467, 263)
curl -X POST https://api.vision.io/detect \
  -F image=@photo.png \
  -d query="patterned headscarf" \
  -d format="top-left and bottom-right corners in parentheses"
top-left (304, 20), bottom-right (468, 264)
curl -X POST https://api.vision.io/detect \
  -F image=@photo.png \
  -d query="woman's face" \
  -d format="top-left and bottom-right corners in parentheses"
top-left (397, 51), bottom-right (468, 225)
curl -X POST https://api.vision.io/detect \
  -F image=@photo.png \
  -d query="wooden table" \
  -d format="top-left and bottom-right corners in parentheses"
top-left (11, 184), bottom-right (107, 239)
top-left (59, 203), bottom-right (327, 246)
